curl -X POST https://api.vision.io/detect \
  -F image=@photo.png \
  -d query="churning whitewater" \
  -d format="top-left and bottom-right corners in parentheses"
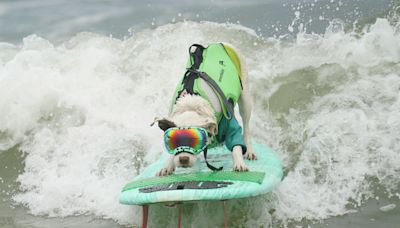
top-left (0, 19), bottom-right (400, 226)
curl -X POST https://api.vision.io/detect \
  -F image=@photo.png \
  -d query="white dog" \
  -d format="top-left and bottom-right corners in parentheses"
top-left (154, 43), bottom-right (257, 176)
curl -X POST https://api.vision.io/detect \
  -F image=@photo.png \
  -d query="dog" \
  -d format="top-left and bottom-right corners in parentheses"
top-left (153, 43), bottom-right (257, 176)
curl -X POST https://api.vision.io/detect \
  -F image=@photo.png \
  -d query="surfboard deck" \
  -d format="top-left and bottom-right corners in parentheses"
top-left (119, 143), bottom-right (283, 206)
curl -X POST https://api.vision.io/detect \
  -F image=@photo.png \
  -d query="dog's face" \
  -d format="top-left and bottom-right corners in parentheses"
top-left (157, 95), bottom-right (218, 168)
top-left (157, 117), bottom-right (217, 168)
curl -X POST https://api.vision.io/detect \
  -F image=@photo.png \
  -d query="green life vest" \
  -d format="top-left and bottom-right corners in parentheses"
top-left (171, 43), bottom-right (243, 122)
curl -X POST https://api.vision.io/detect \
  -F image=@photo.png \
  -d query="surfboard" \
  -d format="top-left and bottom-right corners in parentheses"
top-left (119, 143), bottom-right (283, 206)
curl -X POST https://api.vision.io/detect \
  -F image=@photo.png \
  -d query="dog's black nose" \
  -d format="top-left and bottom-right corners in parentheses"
top-left (179, 156), bottom-right (190, 164)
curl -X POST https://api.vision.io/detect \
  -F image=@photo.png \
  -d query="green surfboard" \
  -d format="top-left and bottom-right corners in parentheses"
top-left (119, 143), bottom-right (283, 205)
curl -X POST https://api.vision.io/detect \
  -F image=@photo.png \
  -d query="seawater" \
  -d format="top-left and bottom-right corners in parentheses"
top-left (0, 0), bottom-right (399, 227)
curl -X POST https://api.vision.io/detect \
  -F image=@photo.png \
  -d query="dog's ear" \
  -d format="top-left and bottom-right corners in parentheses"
top-left (204, 122), bottom-right (218, 136)
top-left (156, 118), bottom-right (177, 132)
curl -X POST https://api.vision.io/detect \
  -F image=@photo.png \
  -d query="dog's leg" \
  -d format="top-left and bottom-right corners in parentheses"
top-left (237, 50), bottom-right (257, 160)
top-left (156, 155), bottom-right (175, 176)
top-left (232, 145), bottom-right (248, 171)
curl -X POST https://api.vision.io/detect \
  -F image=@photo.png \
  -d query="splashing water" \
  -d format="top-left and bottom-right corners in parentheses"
top-left (0, 16), bottom-right (400, 227)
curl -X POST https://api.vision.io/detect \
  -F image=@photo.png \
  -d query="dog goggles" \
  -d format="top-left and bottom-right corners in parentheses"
top-left (164, 127), bottom-right (208, 155)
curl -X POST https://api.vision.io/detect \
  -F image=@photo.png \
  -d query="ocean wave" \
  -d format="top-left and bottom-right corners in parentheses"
top-left (0, 20), bottom-right (399, 226)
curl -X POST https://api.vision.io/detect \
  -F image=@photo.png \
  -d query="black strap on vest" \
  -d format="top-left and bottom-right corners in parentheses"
top-left (178, 44), bottom-right (205, 96)
top-left (203, 147), bottom-right (223, 171)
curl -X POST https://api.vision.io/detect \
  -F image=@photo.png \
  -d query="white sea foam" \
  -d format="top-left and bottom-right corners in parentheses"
top-left (379, 203), bottom-right (396, 212)
top-left (0, 19), bottom-right (399, 226)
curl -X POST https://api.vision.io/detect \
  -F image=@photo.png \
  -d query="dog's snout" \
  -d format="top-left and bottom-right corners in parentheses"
top-left (179, 156), bottom-right (190, 164)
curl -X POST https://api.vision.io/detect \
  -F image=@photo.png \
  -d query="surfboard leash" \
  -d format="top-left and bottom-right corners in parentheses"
top-left (203, 147), bottom-right (223, 171)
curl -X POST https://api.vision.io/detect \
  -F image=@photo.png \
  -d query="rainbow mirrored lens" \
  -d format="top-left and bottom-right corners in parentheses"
top-left (164, 127), bottom-right (208, 154)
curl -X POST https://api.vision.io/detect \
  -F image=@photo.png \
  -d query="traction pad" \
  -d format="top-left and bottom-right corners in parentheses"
top-left (139, 181), bottom-right (233, 193)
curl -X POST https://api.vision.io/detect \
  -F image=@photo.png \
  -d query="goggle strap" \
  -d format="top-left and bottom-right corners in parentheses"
top-left (203, 147), bottom-right (223, 172)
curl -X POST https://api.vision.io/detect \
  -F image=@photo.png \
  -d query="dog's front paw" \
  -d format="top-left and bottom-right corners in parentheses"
top-left (245, 151), bottom-right (257, 160)
top-left (233, 161), bottom-right (249, 172)
top-left (156, 167), bottom-right (175, 176)
top-left (244, 146), bottom-right (258, 160)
